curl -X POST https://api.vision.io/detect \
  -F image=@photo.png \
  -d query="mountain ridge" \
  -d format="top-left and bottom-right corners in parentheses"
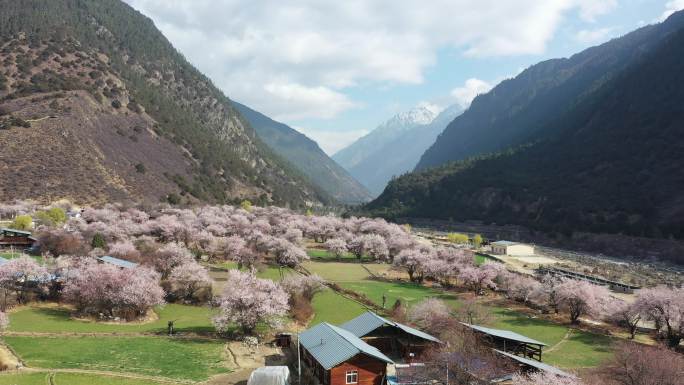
top-left (232, 101), bottom-right (372, 204)
top-left (0, 0), bottom-right (327, 207)
top-left (366, 11), bottom-right (684, 248)
top-left (333, 104), bottom-right (462, 196)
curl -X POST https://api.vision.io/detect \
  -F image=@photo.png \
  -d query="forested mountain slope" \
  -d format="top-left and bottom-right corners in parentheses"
top-left (367, 11), bottom-right (684, 242)
top-left (0, 0), bottom-right (326, 207)
top-left (233, 101), bottom-right (372, 204)
top-left (416, 11), bottom-right (684, 170)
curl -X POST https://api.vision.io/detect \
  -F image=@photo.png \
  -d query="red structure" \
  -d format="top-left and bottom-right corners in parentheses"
top-left (299, 322), bottom-right (394, 385)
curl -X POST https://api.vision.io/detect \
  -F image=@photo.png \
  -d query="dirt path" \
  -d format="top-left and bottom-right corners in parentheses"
top-left (545, 329), bottom-right (573, 353)
top-left (21, 367), bottom-right (191, 384)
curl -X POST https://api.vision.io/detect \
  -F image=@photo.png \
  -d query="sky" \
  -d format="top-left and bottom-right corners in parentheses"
top-left (124, 0), bottom-right (684, 155)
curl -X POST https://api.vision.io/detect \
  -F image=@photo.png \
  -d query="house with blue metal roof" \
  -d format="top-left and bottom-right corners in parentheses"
top-left (299, 322), bottom-right (394, 385)
top-left (97, 256), bottom-right (138, 269)
top-left (340, 311), bottom-right (440, 361)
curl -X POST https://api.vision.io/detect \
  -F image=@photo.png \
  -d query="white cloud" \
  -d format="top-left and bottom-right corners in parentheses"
top-left (450, 78), bottom-right (494, 109)
top-left (124, 0), bottom-right (618, 121)
top-left (294, 127), bottom-right (370, 155)
top-left (574, 27), bottom-right (615, 44)
top-left (659, 0), bottom-right (684, 21)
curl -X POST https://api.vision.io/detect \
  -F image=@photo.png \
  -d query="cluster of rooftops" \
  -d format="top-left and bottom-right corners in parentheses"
top-left (298, 310), bottom-right (572, 384)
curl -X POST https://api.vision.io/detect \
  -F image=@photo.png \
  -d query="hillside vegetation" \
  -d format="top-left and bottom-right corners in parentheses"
top-left (367, 11), bottom-right (684, 254)
top-left (233, 101), bottom-right (371, 204)
top-left (0, 0), bottom-right (326, 207)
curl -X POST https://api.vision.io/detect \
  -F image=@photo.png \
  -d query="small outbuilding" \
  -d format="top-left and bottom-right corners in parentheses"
top-left (97, 255), bottom-right (139, 269)
top-left (461, 323), bottom-right (547, 362)
top-left (490, 241), bottom-right (534, 256)
top-left (247, 366), bottom-right (290, 385)
top-left (299, 322), bottom-right (394, 385)
top-left (495, 350), bottom-right (574, 378)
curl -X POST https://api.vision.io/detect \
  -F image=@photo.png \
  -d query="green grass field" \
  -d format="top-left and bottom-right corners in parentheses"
top-left (306, 249), bottom-right (373, 262)
top-left (53, 373), bottom-right (172, 385)
top-left (339, 281), bottom-right (459, 308)
top-left (0, 372), bottom-right (174, 385)
top-left (3, 336), bottom-right (229, 381)
top-left (0, 372), bottom-right (47, 385)
top-left (310, 288), bottom-right (369, 325)
top-left (8, 304), bottom-right (216, 334)
top-left (302, 261), bottom-right (391, 282)
top-left (303, 261), bottom-right (614, 370)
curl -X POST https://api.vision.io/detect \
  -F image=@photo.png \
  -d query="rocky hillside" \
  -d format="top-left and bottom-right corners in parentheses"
top-left (334, 104), bottom-right (461, 196)
top-left (0, 0), bottom-right (326, 207)
top-left (367, 11), bottom-right (684, 243)
top-left (233, 101), bottom-right (372, 204)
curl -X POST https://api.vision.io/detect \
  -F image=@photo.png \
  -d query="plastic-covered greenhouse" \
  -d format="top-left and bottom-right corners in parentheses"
top-left (247, 366), bottom-right (290, 385)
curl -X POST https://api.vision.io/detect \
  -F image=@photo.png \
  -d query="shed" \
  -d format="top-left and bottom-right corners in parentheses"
top-left (341, 311), bottom-right (440, 359)
top-left (97, 256), bottom-right (138, 269)
top-left (247, 366), bottom-right (290, 385)
top-left (490, 241), bottom-right (534, 256)
top-left (461, 323), bottom-right (546, 362)
top-left (299, 322), bottom-right (394, 385)
top-left (495, 350), bottom-right (574, 378)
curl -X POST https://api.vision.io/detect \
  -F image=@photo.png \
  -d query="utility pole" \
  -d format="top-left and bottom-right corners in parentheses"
top-left (297, 333), bottom-right (301, 385)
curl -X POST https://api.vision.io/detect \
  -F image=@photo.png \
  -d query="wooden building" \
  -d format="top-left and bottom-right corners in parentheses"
top-left (461, 323), bottom-right (546, 362)
top-left (0, 228), bottom-right (36, 249)
top-left (299, 322), bottom-right (394, 385)
top-left (340, 312), bottom-right (441, 360)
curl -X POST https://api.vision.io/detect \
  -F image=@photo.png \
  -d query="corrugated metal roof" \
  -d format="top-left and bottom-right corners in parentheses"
top-left (340, 311), bottom-right (387, 337)
top-left (299, 322), bottom-right (394, 370)
top-left (491, 241), bottom-right (520, 246)
top-left (461, 323), bottom-right (547, 346)
top-left (495, 350), bottom-right (573, 378)
top-left (341, 311), bottom-right (441, 343)
top-left (98, 256), bottom-right (138, 269)
top-left (1, 228), bottom-right (32, 236)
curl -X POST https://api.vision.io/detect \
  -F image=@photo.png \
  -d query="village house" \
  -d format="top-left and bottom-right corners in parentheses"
top-left (340, 311), bottom-right (441, 360)
top-left (490, 241), bottom-right (534, 256)
top-left (299, 322), bottom-right (394, 385)
top-left (0, 228), bottom-right (37, 250)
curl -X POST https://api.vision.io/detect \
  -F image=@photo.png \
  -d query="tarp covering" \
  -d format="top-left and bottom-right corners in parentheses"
top-left (247, 366), bottom-right (290, 385)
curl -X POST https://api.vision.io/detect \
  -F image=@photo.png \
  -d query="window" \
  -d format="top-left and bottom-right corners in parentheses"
top-left (345, 370), bottom-right (358, 384)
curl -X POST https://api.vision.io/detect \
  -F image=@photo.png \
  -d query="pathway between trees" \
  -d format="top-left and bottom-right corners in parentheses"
top-left (544, 329), bottom-right (573, 353)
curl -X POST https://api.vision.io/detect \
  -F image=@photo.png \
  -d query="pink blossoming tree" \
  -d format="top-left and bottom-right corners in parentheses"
top-left (213, 270), bottom-right (289, 335)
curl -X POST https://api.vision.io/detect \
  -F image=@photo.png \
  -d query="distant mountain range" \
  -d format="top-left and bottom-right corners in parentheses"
top-left (233, 102), bottom-right (372, 204)
top-left (334, 104), bottom-right (463, 196)
top-left (367, 10), bottom-right (684, 243)
top-left (0, 0), bottom-right (329, 207)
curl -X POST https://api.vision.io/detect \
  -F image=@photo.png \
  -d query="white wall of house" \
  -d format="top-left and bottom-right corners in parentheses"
top-left (505, 244), bottom-right (534, 256)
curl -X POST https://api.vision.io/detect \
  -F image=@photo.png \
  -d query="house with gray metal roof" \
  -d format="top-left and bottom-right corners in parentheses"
top-left (461, 323), bottom-right (547, 362)
top-left (299, 322), bottom-right (393, 385)
top-left (494, 350), bottom-right (573, 378)
top-left (97, 255), bottom-right (138, 269)
top-left (341, 311), bottom-right (440, 361)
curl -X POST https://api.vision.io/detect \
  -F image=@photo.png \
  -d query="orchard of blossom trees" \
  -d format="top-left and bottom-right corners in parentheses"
top-left (0, 200), bottom-right (683, 350)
